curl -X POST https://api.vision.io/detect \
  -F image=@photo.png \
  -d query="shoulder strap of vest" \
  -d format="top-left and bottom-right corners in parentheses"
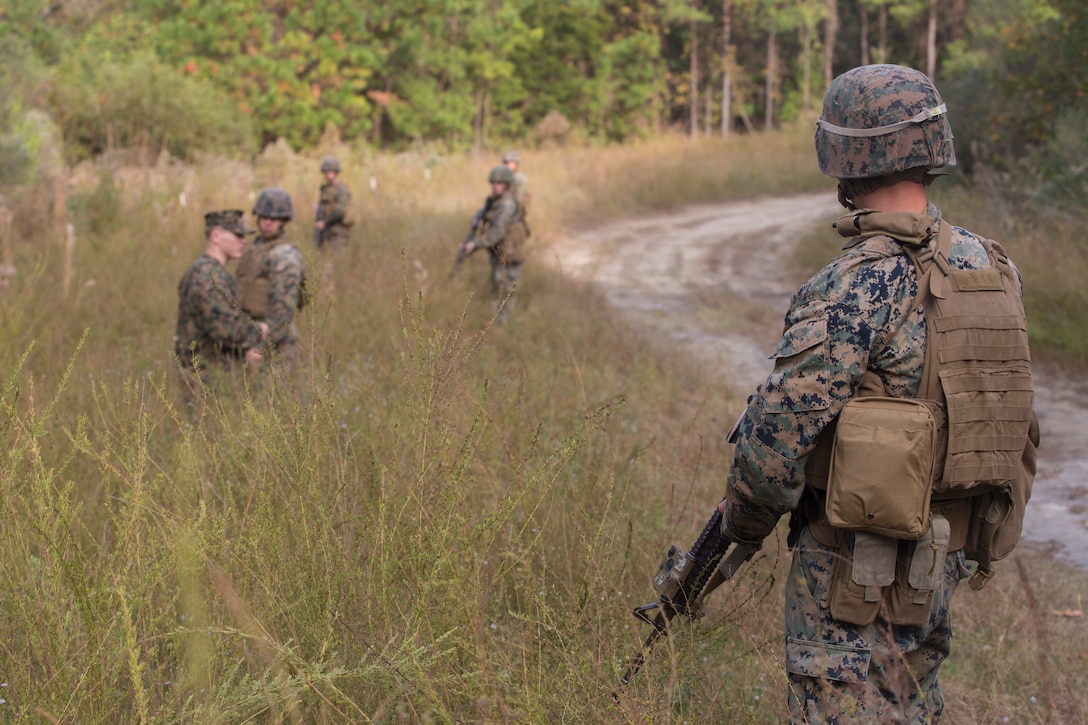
top-left (899, 219), bottom-right (952, 400)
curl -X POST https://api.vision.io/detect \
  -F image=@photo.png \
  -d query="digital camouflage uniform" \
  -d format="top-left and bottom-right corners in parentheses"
top-left (317, 157), bottom-right (352, 251)
top-left (237, 188), bottom-right (306, 369)
top-left (475, 170), bottom-right (528, 321)
top-left (720, 65), bottom-right (1034, 723)
top-left (723, 207), bottom-right (996, 723)
top-left (174, 254), bottom-right (262, 390)
top-left (502, 150), bottom-right (531, 218)
top-left (236, 230), bottom-right (305, 367)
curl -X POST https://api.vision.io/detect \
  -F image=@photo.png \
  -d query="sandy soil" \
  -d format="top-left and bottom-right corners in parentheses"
top-left (545, 192), bottom-right (1088, 570)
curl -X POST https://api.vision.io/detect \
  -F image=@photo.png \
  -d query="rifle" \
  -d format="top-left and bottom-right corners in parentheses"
top-left (616, 509), bottom-right (758, 693)
top-left (450, 197), bottom-right (493, 277)
top-left (313, 201), bottom-right (324, 248)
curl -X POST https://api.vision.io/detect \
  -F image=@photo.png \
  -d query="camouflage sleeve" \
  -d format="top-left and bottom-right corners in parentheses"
top-left (323, 182), bottom-right (352, 225)
top-left (722, 249), bottom-right (917, 543)
top-left (194, 260), bottom-right (262, 351)
top-left (479, 198), bottom-right (517, 249)
top-left (263, 245), bottom-right (306, 347)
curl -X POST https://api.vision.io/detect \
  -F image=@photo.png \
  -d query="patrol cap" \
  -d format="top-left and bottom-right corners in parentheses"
top-left (501, 150), bottom-right (521, 164)
top-left (204, 209), bottom-right (255, 236)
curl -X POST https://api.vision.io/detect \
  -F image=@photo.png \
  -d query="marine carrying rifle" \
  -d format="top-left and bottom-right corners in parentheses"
top-left (616, 509), bottom-right (758, 692)
top-left (450, 197), bottom-right (494, 277)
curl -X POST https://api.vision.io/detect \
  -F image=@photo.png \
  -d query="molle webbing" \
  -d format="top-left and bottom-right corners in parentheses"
top-left (911, 231), bottom-right (1033, 493)
top-left (236, 239), bottom-right (288, 320)
top-left (805, 218), bottom-right (1033, 498)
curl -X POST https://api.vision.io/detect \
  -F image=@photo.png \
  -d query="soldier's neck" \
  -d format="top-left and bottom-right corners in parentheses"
top-left (853, 180), bottom-right (929, 214)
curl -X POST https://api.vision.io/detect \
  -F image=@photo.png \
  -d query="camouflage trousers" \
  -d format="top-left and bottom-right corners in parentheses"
top-left (489, 257), bottom-right (523, 321)
top-left (785, 527), bottom-right (970, 724)
top-left (318, 223), bottom-right (350, 251)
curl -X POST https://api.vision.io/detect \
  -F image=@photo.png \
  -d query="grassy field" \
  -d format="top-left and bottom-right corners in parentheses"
top-left (1, 125), bottom-right (1085, 722)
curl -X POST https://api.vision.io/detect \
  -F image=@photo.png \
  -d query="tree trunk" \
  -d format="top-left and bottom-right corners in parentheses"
top-left (878, 3), bottom-right (888, 64)
top-left (860, 2), bottom-right (870, 66)
top-left (721, 1), bottom-right (733, 137)
top-left (823, 0), bottom-right (838, 91)
top-left (926, 0), bottom-right (938, 79)
top-left (690, 16), bottom-right (699, 137)
top-left (765, 28), bottom-right (776, 130)
top-left (802, 21), bottom-right (812, 111)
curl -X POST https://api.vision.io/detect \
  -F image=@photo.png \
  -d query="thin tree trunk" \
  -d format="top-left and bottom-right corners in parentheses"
top-left (765, 28), bottom-right (776, 130)
top-left (926, 0), bottom-right (938, 79)
top-left (721, 1), bottom-right (733, 137)
top-left (690, 16), bottom-right (699, 137)
top-left (802, 22), bottom-right (812, 111)
top-left (860, 2), bottom-right (870, 65)
top-left (878, 3), bottom-right (888, 64)
top-left (823, 0), bottom-right (838, 90)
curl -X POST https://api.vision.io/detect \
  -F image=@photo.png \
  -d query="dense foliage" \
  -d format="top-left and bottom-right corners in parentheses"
top-left (0, 0), bottom-right (1083, 167)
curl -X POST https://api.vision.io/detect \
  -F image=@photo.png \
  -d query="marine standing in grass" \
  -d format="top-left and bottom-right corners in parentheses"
top-left (315, 156), bottom-right (352, 251)
top-left (716, 64), bottom-right (1039, 722)
top-left (236, 188), bottom-right (306, 370)
top-left (175, 209), bottom-right (266, 396)
top-left (459, 165), bottom-right (529, 322)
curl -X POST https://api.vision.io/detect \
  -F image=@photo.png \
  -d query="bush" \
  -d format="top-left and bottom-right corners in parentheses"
top-left (51, 48), bottom-right (256, 162)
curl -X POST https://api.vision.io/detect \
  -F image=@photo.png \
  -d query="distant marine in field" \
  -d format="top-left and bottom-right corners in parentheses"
top-left (236, 188), bottom-right (306, 371)
top-left (174, 209), bottom-right (266, 399)
top-left (314, 156), bottom-right (353, 251)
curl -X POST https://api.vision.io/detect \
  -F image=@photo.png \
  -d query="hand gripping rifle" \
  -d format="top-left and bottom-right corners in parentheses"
top-left (450, 198), bottom-right (493, 277)
top-left (616, 509), bottom-right (758, 693)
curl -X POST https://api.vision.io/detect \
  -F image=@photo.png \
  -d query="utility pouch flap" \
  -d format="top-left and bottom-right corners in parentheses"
top-left (826, 397), bottom-right (939, 539)
top-left (852, 532), bottom-right (897, 589)
top-left (908, 514), bottom-right (951, 592)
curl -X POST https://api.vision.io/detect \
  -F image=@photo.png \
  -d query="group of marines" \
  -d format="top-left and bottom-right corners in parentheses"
top-left (174, 151), bottom-right (530, 399)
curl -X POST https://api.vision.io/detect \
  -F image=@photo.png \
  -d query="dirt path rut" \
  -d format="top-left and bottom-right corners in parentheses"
top-left (546, 192), bottom-right (1088, 571)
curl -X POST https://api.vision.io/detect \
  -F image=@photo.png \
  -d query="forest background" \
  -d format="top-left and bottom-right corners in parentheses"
top-left (1, 0), bottom-right (1087, 722)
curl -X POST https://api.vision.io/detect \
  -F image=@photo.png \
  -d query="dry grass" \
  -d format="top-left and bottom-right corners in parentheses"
top-left (0, 124), bottom-right (1084, 722)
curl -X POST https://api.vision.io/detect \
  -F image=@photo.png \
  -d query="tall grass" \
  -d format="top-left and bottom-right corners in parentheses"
top-left (0, 125), bottom-right (1085, 722)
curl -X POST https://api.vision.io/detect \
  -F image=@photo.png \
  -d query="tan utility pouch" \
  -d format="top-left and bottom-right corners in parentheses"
top-left (825, 397), bottom-right (941, 539)
top-left (829, 516), bottom-right (951, 627)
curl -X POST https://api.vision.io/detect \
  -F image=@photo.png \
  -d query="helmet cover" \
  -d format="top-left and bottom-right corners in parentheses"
top-left (815, 64), bottom-right (956, 179)
top-left (489, 165), bottom-right (515, 185)
top-left (252, 187), bottom-right (294, 221)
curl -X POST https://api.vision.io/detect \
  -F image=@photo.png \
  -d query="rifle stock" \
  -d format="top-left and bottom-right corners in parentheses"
top-left (616, 510), bottom-right (757, 692)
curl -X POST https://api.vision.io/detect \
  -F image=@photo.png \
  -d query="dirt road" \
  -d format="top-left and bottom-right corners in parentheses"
top-left (547, 192), bottom-right (1088, 570)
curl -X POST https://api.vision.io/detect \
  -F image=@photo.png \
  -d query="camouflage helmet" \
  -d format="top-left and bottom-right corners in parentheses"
top-left (488, 165), bottom-right (515, 185)
top-left (320, 156), bottom-right (341, 173)
top-left (501, 150), bottom-right (521, 164)
top-left (253, 187), bottom-right (294, 221)
top-left (815, 64), bottom-right (956, 180)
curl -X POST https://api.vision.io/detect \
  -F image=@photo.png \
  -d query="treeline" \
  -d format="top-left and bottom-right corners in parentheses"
top-left (0, 1), bottom-right (1085, 177)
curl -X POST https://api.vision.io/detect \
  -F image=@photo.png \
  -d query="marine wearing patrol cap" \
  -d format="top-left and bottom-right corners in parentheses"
top-left (204, 209), bottom-right (255, 236)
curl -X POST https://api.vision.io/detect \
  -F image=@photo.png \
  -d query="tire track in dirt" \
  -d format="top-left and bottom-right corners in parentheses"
top-left (546, 193), bottom-right (1088, 571)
